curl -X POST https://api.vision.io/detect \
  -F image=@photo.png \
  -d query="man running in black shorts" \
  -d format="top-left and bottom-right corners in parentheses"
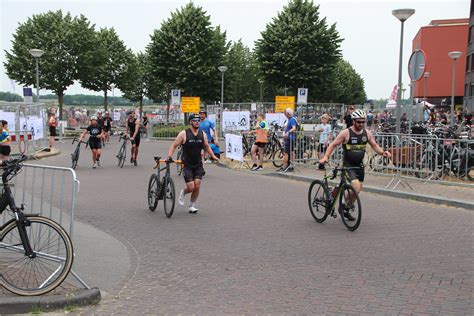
top-left (79, 116), bottom-right (104, 168)
top-left (319, 109), bottom-right (390, 220)
top-left (167, 114), bottom-right (219, 213)
top-left (126, 111), bottom-right (141, 166)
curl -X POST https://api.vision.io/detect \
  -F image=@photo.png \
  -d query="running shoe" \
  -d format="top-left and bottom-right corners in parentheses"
top-left (188, 206), bottom-right (199, 213)
top-left (134, 160), bottom-right (137, 166)
top-left (255, 165), bottom-right (263, 171)
top-left (96, 159), bottom-right (101, 167)
top-left (92, 163), bottom-right (97, 169)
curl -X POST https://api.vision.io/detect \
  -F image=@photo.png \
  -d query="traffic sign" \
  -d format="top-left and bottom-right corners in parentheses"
top-left (408, 50), bottom-right (426, 82)
top-left (275, 96), bottom-right (295, 113)
top-left (181, 97), bottom-right (200, 113)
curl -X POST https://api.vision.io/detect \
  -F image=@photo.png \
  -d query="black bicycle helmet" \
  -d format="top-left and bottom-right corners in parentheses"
top-left (189, 114), bottom-right (199, 122)
top-left (199, 109), bottom-right (207, 115)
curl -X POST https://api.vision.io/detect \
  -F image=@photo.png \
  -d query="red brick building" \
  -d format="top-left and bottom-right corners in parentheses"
top-left (412, 18), bottom-right (468, 107)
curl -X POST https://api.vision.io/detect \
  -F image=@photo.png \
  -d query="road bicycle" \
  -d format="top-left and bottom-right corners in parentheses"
top-left (176, 145), bottom-right (184, 176)
top-left (147, 157), bottom-right (182, 218)
top-left (308, 165), bottom-right (362, 231)
top-left (0, 155), bottom-right (74, 296)
top-left (116, 133), bottom-right (129, 168)
top-left (71, 137), bottom-right (88, 169)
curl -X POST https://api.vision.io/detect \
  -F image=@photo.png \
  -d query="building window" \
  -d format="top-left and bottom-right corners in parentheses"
top-left (471, 53), bottom-right (474, 72)
top-left (470, 26), bottom-right (474, 43)
top-left (471, 84), bottom-right (474, 97)
top-left (467, 54), bottom-right (472, 73)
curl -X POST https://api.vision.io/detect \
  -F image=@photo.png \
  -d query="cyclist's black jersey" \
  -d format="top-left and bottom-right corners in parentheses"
top-left (343, 128), bottom-right (368, 167)
top-left (182, 128), bottom-right (204, 168)
top-left (128, 118), bottom-right (139, 138)
top-left (97, 118), bottom-right (105, 129)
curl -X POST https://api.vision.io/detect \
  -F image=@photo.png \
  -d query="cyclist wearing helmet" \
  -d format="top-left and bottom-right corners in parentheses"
top-left (319, 109), bottom-right (391, 220)
top-left (167, 114), bottom-right (219, 213)
top-left (79, 115), bottom-right (104, 168)
top-left (126, 110), bottom-right (141, 166)
top-left (103, 111), bottom-right (113, 143)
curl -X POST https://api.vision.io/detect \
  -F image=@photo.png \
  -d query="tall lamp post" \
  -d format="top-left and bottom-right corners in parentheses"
top-left (392, 8), bottom-right (415, 133)
top-left (448, 51), bottom-right (462, 127)
top-left (218, 66), bottom-right (228, 138)
top-left (29, 48), bottom-right (44, 102)
top-left (423, 71), bottom-right (430, 104)
top-left (258, 79), bottom-right (264, 102)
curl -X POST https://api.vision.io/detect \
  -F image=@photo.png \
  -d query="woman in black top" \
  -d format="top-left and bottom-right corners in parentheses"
top-left (79, 116), bottom-right (104, 169)
top-left (126, 111), bottom-right (141, 166)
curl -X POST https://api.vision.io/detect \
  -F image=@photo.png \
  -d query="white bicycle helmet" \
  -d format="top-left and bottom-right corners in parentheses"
top-left (351, 109), bottom-right (366, 119)
top-left (91, 115), bottom-right (98, 120)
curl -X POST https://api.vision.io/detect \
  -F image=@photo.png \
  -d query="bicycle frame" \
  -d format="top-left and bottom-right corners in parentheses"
top-left (320, 166), bottom-right (360, 217)
top-left (153, 157), bottom-right (182, 197)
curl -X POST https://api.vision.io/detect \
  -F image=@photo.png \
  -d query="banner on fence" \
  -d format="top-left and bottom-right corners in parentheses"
top-left (225, 133), bottom-right (244, 162)
top-left (27, 116), bottom-right (44, 140)
top-left (181, 97), bottom-right (200, 113)
top-left (265, 113), bottom-right (287, 128)
top-left (221, 111), bottom-right (250, 132)
top-left (275, 96), bottom-right (295, 112)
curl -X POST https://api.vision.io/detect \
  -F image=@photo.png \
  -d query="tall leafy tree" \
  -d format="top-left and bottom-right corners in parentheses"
top-left (4, 10), bottom-right (96, 119)
top-left (147, 2), bottom-right (227, 102)
top-left (224, 40), bottom-right (260, 103)
top-left (329, 59), bottom-right (367, 104)
top-left (120, 52), bottom-right (148, 116)
top-left (255, 0), bottom-right (342, 101)
top-left (79, 27), bottom-right (132, 110)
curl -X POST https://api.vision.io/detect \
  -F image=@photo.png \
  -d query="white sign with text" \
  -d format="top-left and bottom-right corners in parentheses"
top-left (221, 111), bottom-right (250, 132)
top-left (225, 133), bottom-right (244, 162)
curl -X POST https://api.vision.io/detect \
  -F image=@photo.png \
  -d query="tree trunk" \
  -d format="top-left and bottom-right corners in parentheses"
top-left (57, 91), bottom-right (64, 120)
top-left (104, 89), bottom-right (108, 111)
top-left (166, 102), bottom-right (170, 124)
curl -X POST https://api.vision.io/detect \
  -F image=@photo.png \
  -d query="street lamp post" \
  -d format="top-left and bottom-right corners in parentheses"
top-left (218, 66), bottom-right (228, 138)
top-left (258, 79), bottom-right (264, 102)
top-left (392, 8), bottom-right (415, 134)
top-left (448, 51), bottom-right (462, 127)
top-left (29, 48), bottom-right (44, 102)
top-left (423, 71), bottom-right (430, 103)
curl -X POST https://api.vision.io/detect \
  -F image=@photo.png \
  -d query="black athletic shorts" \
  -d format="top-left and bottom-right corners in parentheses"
top-left (49, 126), bottom-right (57, 137)
top-left (344, 166), bottom-right (365, 183)
top-left (254, 142), bottom-right (266, 148)
top-left (88, 138), bottom-right (102, 150)
top-left (131, 136), bottom-right (140, 147)
top-left (317, 143), bottom-right (327, 154)
top-left (183, 164), bottom-right (205, 183)
top-left (0, 145), bottom-right (11, 156)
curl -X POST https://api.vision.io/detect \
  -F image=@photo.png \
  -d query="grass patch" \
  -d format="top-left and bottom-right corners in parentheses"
top-left (31, 307), bottom-right (42, 314)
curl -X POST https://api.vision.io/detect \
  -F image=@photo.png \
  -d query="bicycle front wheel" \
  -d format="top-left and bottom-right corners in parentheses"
top-left (147, 174), bottom-right (160, 211)
top-left (117, 144), bottom-right (126, 168)
top-left (71, 148), bottom-right (79, 169)
top-left (308, 180), bottom-right (330, 223)
top-left (163, 177), bottom-right (175, 218)
top-left (338, 184), bottom-right (362, 231)
top-left (0, 216), bottom-right (74, 296)
top-left (272, 147), bottom-right (285, 168)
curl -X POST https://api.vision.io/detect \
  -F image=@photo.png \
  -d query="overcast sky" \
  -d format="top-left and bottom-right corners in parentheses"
top-left (0, 0), bottom-right (470, 100)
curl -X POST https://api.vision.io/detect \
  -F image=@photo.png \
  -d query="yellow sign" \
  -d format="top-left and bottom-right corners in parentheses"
top-left (275, 96), bottom-right (295, 113)
top-left (181, 97), bottom-right (200, 113)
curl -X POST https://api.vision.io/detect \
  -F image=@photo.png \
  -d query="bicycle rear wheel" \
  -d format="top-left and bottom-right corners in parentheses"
top-left (308, 180), bottom-right (330, 223)
top-left (71, 148), bottom-right (79, 169)
top-left (117, 144), bottom-right (126, 168)
top-left (163, 177), bottom-right (175, 218)
top-left (0, 216), bottom-right (74, 296)
top-left (147, 174), bottom-right (160, 211)
top-left (272, 147), bottom-right (284, 168)
top-left (338, 184), bottom-right (362, 231)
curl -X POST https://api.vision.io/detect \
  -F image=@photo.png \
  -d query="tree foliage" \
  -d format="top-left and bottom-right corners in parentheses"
top-left (0, 91), bottom-right (23, 102)
top-left (120, 52), bottom-right (148, 114)
top-left (79, 27), bottom-right (133, 110)
top-left (4, 10), bottom-right (97, 118)
top-left (224, 40), bottom-right (260, 102)
top-left (255, 0), bottom-right (342, 101)
top-left (147, 3), bottom-right (227, 102)
top-left (329, 59), bottom-right (367, 104)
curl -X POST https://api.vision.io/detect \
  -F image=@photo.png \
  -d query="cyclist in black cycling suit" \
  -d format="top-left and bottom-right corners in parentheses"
top-left (319, 109), bottom-right (391, 219)
top-left (167, 114), bottom-right (219, 213)
top-left (79, 115), bottom-right (104, 169)
top-left (126, 111), bottom-right (141, 166)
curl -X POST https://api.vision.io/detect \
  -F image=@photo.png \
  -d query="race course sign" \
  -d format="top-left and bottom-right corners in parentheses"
top-left (275, 96), bottom-right (295, 113)
top-left (221, 111), bottom-right (250, 132)
top-left (225, 133), bottom-right (244, 162)
top-left (181, 97), bottom-right (200, 113)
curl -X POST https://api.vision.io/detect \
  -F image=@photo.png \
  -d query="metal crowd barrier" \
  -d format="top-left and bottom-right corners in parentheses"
top-left (0, 163), bottom-right (90, 288)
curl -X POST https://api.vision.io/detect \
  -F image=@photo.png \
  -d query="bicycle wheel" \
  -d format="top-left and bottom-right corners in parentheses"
top-left (19, 139), bottom-right (27, 155)
top-left (71, 148), bottom-right (79, 170)
top-left (308, 180), bottom-right (330, 223)
top-left (117, 144), bottom-right (126, 168)
top-left (0, 216), bottom-right (74, 296)
top-left (147, 174), bottom-right (160, 211)
top-left (338, 184), bottom-right (362, 231)
top-left (272, 147), bottom-right (285, 168)
top-left (415, 153), bottom-right (441, 179)
top-left (176, 148), bottom-right (183, 176)
top-left (163, 177), bottom-right (175, 218)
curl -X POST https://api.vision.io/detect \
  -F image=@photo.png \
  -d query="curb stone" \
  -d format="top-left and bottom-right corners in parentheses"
top-left (0, 288), bottom-right (101, 314)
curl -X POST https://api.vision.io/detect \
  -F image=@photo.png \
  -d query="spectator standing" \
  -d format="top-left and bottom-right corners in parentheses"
top-left (344, 105), bottom-right (355, 128)
top-left (316, 114), bottom-right (332, 160)
top-left (48, 108), bottom-right (58, 150)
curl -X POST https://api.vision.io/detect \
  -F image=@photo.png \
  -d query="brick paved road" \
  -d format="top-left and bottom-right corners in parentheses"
top-left (44, 138), bottom-right (473, 314)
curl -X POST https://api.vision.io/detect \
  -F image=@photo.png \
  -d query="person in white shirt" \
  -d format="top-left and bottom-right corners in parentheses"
top-left (316, 114), bottom-right (332, 160)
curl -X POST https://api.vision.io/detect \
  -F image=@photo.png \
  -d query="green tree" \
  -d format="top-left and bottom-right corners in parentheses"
top-left (79, 27), bottom-right (132, 110)
top-left (224, 40), bottom-right (260, 102)
top-left (0, 91), bottom-right (23, 102)
top-left (255, 0), bottom-right (342, 101)
top-left (329, 59), bottom-right (367, 104)
top-left (4, 10), bottom-right (97, 119)
top-left (147, 3), bottom-right (227, 102)
top-left (120, 52), bottom-right (149, 116)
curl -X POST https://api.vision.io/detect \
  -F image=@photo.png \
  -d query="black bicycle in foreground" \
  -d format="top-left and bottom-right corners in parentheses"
top-left (147, 156), bottom-right (182, 218)
top-left (71, 137), bottom-right (88, 169)
top-left (0, 155), bottom-right (74, 296)
top-left (308, 165), bottom-right (362, 231)
top-left (116, 133), bottom-right (129, 168)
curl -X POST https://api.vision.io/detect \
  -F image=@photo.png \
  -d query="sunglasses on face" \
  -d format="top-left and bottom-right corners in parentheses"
top-left (191, 119), bottom-right (200, 123)
top-left (354, 120), bottom-right (366, 124)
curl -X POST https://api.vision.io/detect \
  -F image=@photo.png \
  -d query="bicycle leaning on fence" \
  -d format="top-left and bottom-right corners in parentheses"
top-left (116, 132), bottom-right (129, 168)
top-left (0, 155), bottom-right (74, 296)
top-left (147, 156), bottom-right (182, 218)
top-left (71, 137), bottom-right (88, 170)
top-left (308, 164), bottom-right (362, 231)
